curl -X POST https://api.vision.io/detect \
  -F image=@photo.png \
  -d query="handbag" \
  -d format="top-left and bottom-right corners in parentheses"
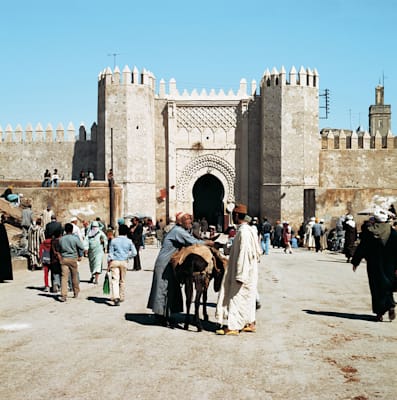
top-left (103, 272), bottom-right (110, 295)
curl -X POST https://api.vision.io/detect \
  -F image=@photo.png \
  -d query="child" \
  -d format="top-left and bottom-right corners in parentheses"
top-left (39, 238), bottom-right (52, 292)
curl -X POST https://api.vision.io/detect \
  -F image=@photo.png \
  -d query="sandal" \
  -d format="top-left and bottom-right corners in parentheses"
top-left (242, 324), bottom-right (256, 333)
top-left (376, 314), bottom-right (383, 322)
top-left (215, 328), bottom-right (239, 336)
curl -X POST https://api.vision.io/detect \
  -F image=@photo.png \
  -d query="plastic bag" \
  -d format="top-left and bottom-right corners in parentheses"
top-left (103, 272), bottom-right (110, 295)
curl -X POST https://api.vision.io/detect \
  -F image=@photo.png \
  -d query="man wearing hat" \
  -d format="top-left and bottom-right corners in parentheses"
top-left (41, 204), bottom-right (54, 228)
top-left (70, 216), bottom-right (84, 243)
top-left (215, 203), bottom-right (262, 335)
top-left (352, 208), bottom-right (397, 321)
top-left (147, 212), bottom-right (214, 326)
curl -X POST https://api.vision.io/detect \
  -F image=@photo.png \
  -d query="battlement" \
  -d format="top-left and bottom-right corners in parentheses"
top-left (159, 78), bottom-right (255, 100)
top-left (260, 66), bottom-right (319, 88)
top-left (98, 65), bottom-right (156, 91)
top-left (0, 122), bottom-right (97, 143)
top-left (98, 65), bottom-right (256, 100)
top-left (320, 128), bottom-right (397, 149)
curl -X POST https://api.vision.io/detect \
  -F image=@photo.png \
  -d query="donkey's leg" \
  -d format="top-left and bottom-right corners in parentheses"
top-left (203, 286), bottom-right (209, 321)
top-left (184, 279), bottom-right (193, 330)
top-left (194, 278), bottom-right (203, 332)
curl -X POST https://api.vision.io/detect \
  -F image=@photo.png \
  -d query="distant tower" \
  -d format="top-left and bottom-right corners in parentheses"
top-left (97, 66), bottom-right (157, 218)
top-left (369, 85), bottom-right (391, 136)
top-left (260, 66), bottom-right (320, 223)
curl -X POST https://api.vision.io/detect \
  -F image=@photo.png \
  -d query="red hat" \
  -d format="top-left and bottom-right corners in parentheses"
top-left (234, 204), bottom-right (247, 214)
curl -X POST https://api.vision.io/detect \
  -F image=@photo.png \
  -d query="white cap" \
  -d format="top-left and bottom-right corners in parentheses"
top-left (373, 208), bottom-right (388, 222)
top-left (70, 216), bottom-right (78, 222)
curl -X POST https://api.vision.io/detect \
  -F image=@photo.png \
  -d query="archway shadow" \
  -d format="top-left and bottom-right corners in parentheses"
top-left (124, 312), bottom-right (219, 332)
top-left (86, 296), bottom-right (113, 306)
top-left (303, 309), bottom-right (376, 322)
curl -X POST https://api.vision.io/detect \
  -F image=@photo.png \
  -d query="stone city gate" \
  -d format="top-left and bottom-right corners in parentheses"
top-left (175, 154), bottom-right (237, 229)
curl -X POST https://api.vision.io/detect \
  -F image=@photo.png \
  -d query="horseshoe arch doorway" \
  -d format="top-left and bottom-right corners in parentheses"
top-left (192, 174), bottom-right (225, 230)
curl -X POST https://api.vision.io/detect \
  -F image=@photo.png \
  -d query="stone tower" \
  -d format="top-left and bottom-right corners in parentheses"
top-left (369, 85), bottom-right (391, 137)
top-left (260, 66), bottom-right (320, 223)
top-left (97, 66), bottom-right (157, 218)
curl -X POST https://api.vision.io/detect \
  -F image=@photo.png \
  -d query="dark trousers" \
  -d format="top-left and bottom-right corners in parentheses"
top-left (133, 245), bottom-right (141, 270)
top-left (314, 236), bottom-right (321, 252)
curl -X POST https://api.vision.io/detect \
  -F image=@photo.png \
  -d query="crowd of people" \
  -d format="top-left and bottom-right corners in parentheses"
top-left (1, 196), bottom-right (396, 328)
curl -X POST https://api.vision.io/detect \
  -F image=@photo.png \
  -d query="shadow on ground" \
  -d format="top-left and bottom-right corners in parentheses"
top-left (86, 296), bottom-right (113, 306)
top-left (303, 309), bottom-right (375, 322)
top-left (124, 312), bottom-right (219, 332)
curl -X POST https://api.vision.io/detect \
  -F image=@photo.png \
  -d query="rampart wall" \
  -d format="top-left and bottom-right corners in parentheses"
top-left (316, 188), bottom-right (397, 229)
top-left (0, 123), bottom-right (97, 181)
top-left (0, 182), bottom-right (122, 226)
top-left (319, 129), bottom-right (397, 188)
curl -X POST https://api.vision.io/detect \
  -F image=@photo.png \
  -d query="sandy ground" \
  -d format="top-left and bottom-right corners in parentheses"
top-left (0, 245), bottom-right (395, 400)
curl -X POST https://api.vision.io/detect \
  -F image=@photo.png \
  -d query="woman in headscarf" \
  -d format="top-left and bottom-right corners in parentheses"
top-left (84, 221), bottom-right (108, 284)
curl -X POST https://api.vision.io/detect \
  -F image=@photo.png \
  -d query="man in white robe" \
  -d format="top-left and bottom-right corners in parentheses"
top-left (215, 204), bottom-right (261, 335)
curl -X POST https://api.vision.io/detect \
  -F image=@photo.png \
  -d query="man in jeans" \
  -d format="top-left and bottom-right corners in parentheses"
top-left (58, 223), bottom-right (84, 302)
top-left (108, 224), bottom-right (137, 306)
top-left (260, 217), bottom-right (272, 255)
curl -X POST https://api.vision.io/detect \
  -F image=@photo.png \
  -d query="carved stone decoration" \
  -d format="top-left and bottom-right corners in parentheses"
top-left (176, 154), bottom-right (236, 203)
top-left (176, 106), bottom-right (238, 130)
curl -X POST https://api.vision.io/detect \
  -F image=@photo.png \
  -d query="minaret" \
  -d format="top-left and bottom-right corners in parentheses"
top-left (369, 85), bottom-right (391, 136)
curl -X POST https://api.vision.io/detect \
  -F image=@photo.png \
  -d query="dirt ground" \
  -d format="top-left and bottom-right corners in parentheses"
top-left (0, 245), bottom-right (395, 400)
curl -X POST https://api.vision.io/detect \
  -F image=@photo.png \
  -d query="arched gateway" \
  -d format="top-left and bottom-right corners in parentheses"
top-left (193, 174), bottom-right (224, 229)
top-left (175, 154), bottom-right (236, 228)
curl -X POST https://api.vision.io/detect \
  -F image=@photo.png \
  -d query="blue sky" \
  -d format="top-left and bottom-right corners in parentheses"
top-left (0, 0), bottom-right (396, 133)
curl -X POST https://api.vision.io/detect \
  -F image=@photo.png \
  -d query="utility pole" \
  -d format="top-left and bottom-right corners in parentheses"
top-left (319, 89), bottom-right (330, 119)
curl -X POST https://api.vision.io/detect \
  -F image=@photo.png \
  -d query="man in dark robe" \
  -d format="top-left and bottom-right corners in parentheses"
top-left (352, 209), bottom-right (396, 322)
top-left (343, 214), bottom-right (357, 262)
top-left (0, 214), bottom-right (13, 282)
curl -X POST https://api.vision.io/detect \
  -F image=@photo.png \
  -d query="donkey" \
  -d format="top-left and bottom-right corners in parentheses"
top-left (173, 245), bottom-right (227, 332)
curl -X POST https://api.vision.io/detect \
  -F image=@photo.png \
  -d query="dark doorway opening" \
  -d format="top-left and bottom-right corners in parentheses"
top-left (193, 174), bottom-right (224, 230)
top-left (304, 189), bottom-right (316, 222)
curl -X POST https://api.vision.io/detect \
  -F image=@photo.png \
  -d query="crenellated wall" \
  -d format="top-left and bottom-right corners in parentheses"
top-left (97, 65), bottom-right (157, 218)
top-left (260, 66), bottom-right (320, 224)
top-left (1, 63), bottom-right (396, 228)
top-left (0, 123), bottom-right (97, 181)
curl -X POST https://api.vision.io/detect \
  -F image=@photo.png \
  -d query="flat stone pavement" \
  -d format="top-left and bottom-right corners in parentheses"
top-left (0, 245), bottom-right (395, 400)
